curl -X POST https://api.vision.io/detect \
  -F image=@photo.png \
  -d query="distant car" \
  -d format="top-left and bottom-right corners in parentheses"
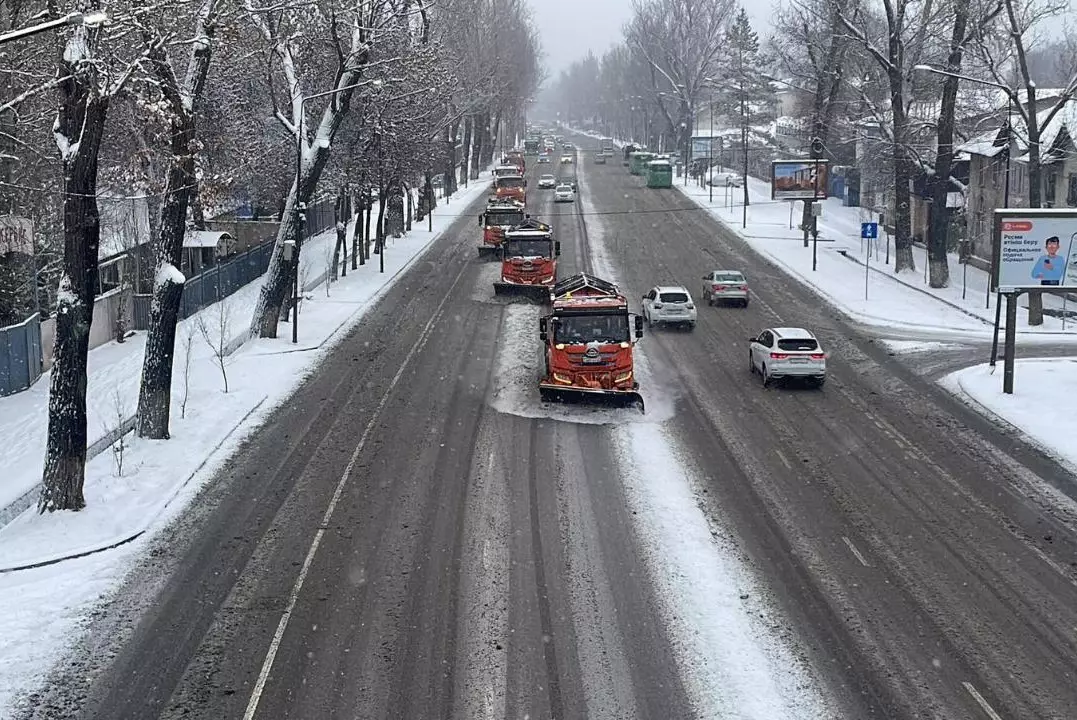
top-left (642, 286), bottom-right (696, 330)
top-left (557, 176), bottom-right (578, 191)
top-left (748, 327), bottom-right (827, 387)
top-left (701, 270), bottom-right (749, 307)
top-left (560, 154), bottom-right (574, 164)
top-left (708, 169), bottom-right (744, 187)
top-left (537, 154), bottom-right (551, 164)
top-left (594, 153), bottom-right (607, 164)
top-left (554, 184), bottom-right (575, 202)
top-left (538, 174), bottom-right (557, 189)
top-left (562, 142), bottom-right (574, 150)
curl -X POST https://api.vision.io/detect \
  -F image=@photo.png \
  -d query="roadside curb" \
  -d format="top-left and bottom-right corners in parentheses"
top-left (0, 396), bottom-right (268, 574)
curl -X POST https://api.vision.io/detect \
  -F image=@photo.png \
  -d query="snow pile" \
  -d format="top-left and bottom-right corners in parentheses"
top-left (877, 339), bottom-right (963, 355)
top-left (611, 423), bottom-right (835, 719)
top-left (942, 358), bottom-right (1077, 471)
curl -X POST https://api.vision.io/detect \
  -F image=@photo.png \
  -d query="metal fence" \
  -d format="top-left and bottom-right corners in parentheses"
top-left (0, 313), bottom-right (43, 396)
top-left (133, 241), bottom-right (275, 330)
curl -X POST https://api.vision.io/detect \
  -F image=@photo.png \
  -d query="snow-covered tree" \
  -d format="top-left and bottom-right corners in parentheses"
top-left (625, 0), bottom-right (734, 157)
top-left (717, 8), bottom-right (776, 208)
top-left (134, 0), bottom-right (223, 440)
top-left (40, 2), bottom-right (144, 512)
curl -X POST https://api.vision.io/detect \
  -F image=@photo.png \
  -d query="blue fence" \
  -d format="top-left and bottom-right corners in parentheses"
top-left (0, 313), bottom-right (43, 396)
top-left (133, 241), bottom-right (275, 330)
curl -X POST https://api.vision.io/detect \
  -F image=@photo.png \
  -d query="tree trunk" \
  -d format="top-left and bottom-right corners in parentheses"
top-left (444, 120), bottom-right (459, 195)
top-left (490, 110), bottom-right (503, 164)
top-left (250, 143), bottom-right (334, 338)
top-left (888, 53), bottom-right (915, 272)
top-left (926, 1), bottom-right (970, 289)
top-left (404, 182), bottom-right (413, 230)
top-left (333, 185), bottom-right (349, 279)
top-left (461, 115), bottom-right (473, 186)
top-left (136, 112), bottom-right (197, 439)
top-left (40, 89), bottom-right (110, 513)
top-left (365, 193), bottom-right (374, 258)
top-left (375, 186), bottom-right (386, 253)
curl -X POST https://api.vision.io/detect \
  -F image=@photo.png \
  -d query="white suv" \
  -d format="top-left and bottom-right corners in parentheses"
top-left (748, 327), bottom-right (826, 387)
top-left (642, 286), bottom-right (697, 330)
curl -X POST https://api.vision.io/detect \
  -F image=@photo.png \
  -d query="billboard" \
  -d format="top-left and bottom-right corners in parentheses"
top-left (992, 209), bottom-right (1077, 291)
top-left (771, 159), bottom-right (828, 201)
top-left (0, 216), bottom-right (33, 255)
top-left (690, 136), bottom-right (717, 162)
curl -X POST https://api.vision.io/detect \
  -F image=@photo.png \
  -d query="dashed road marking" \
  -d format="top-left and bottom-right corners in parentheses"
top-left (962, 681), bottom-right (1005, 720)
top-left (774, 449), bottom-right (792, 469)
top-left (842, 535), bottom-right (872, 568)
top-left (242, 258), bottom-right (473, 720)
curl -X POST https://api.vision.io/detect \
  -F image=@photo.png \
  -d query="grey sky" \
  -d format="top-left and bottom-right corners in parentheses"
top-left (529, 0), bottom-right (777, 79)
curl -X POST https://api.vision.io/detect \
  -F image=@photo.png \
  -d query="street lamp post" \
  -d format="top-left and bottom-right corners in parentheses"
top-left (0, 10), bottom-right (107, 44)
top-left (290, 78), bottom-right (376, 343)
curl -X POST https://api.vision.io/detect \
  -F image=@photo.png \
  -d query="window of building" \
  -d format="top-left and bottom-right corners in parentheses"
top-left (1067, 174), bottom-right (1077, 206)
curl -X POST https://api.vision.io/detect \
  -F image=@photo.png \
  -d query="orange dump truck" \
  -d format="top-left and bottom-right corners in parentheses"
top-left (494, 217), bottom-right (559, 302)
top-left (538, 273), bottom-right (645, 411)
top-left (478, 198), bottom-right (525, 258)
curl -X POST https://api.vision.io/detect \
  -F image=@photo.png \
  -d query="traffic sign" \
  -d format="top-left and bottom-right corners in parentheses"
top-left (861, 222), bottom-right (878, 240)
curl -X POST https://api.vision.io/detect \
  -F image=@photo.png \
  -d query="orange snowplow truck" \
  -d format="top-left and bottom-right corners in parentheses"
top-left (505, 150), bottom-right (526, 173)
top-left (493, 172), bottom-right (526, 204)
top-left (494, 217), bottom-right (560, 302)
top-left (478, 198), bottom-right (525, 258)
top-left (539, 273), bottom-right (645, 411)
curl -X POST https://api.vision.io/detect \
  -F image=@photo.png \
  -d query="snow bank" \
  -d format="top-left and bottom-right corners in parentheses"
top-left (611, 422), bottom-right (835, 719)
top-left (942, 358), bottom-right (1077, 472)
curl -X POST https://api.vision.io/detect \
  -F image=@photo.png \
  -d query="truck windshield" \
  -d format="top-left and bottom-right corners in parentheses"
top-left (505, 239), bottom-right (550, 257)
top-left (486, 210), bottom-right (524, 226)
top-left (555, 314), bottom-right (629, 344)
top-left (496, 177), bottom-right (525, 189)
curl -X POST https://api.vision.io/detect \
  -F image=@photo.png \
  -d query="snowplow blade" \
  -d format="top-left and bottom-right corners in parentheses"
top-left (538, 385), bottom-right (645, 413)
top-left (493, 282), bottom-right (552, 303)
top-left (478, 245), bottom-right (500, 259)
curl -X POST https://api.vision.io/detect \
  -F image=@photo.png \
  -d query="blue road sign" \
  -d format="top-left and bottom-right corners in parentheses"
top-left (861, 222), bottom-right (878, 240)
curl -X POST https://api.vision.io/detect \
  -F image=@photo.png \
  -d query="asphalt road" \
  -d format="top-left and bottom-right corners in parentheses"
top-left (26, 140), bottom-right (1077, 720)
top-left (53, 162), bottom-right (694, 720)
top-left (577, 134), bottom-right (1077, 719)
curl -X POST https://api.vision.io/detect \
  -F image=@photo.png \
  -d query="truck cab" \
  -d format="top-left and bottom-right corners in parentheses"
top-left (494, 218), bottom-right (560, 301)
top-left (538, 274), bottom-right (645, 410)
top-left (478, 199), bottom-right (525, 258)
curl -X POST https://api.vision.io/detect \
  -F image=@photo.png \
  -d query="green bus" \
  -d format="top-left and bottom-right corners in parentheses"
top-left (629, 151), bottom-right (656, 175)
top-left (646, 159), bottom-right (673, 188)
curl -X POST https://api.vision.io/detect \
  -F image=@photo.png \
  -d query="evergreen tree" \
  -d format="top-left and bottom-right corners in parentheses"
top-left (718, 8), bottom-right (776, 204)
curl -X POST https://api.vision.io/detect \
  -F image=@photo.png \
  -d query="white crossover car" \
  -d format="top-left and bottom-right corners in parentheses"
top-left (554, 184), bottom-right (575, 202)
top-left (642, 286), bottom-right (696, 329)
top-left (748, 327), bottom-right (827, 387)
top-left (538, 174), bottom-right (557, 189)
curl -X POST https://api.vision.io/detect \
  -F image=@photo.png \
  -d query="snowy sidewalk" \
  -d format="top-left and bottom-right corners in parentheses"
top-left (0, 176), bottom-right (491, 565)
top-left (943, 358), bottom-right (1077, 474)
top-left (674, 170), bottom-right (1077, 342)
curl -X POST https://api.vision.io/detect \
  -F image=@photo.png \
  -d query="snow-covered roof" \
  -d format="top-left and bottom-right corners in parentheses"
top-left (958, 96), bottom-right (1077, 159)
top-left (184, 230), bottom-right (233, 249)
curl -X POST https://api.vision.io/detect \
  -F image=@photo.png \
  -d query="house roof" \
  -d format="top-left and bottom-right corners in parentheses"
top-left (184, 230), bottom-right (233, 249)
top-left (958, 96), bottom-right (1077, 160)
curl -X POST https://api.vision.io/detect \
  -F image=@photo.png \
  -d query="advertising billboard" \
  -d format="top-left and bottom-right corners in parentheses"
top-left (771, 159), bottom-right (828, 201)
top-left (992, 209), bottom-right (1077, 291)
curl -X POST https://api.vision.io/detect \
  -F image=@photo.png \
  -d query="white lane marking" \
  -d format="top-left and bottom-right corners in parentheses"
top-left (962, 681), bottom-right (1005, 720)
top-left (842, 536), bottom-right (872, 568)
top-left (242, 260), bottom-right (473, 720)
top-left (774, 449), bottom-right (792, 469)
